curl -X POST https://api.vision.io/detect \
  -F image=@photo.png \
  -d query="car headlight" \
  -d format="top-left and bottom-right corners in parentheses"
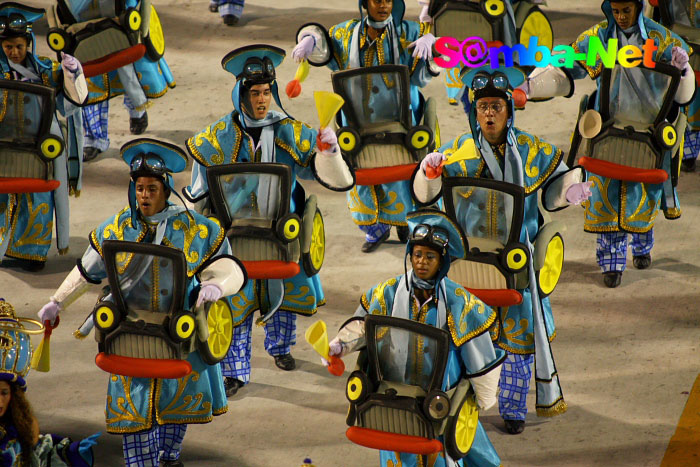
top-left (170, 312), bottom-right (196, 342)
top-left (655, 122), bottom-right (676, 149)
top-left (346, 371), bottom-right (369, 404)
top-left (93, 302), bottom-right (120, 333)
top-left (125, 8), bottom-right (142, 31)
top-left (423, 390), bottom-right (451, 422)
top-left (501, 243), bottom-right (529, 273)
top-left (483, 0), bottom-right (506, 18)
top-left (337, 127), bottom-right (360, 154)
top-left (276, 214), bottom-right (301, 243)
top-left (40, 136), bottom-right (64, 160)
top-left (406, 125), bottom-right (433, 151)
top-left (47, 29), bottom-right (68, 52)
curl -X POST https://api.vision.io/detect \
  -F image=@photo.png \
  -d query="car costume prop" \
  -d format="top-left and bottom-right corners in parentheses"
top-left (47, 0), bottom-right (176, 159)
top-left (413, 65), bottom-right (591, 434)
top-left (184, 45), bottom-right (353, 395)
top-left (0, 2), bottom-right (87, 270)
top-left (646, 0), bottom-right (700, 171)
top-left (325, 210), bottom-right (505, 467)
top-left (0, 299), bottom-right (98, 466)
top-left (293, 0), bottom-right (438, 252)
top-left (36, 138), bottom-right (246, 466)
top-left (520, 0), bottom-right (695, 287)
top-left (424, 0), bottom-right (555, 104)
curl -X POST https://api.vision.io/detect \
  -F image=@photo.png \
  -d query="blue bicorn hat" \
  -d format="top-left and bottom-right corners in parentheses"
top-left (121, 138), bottom-right (188, 225)
top-left (460, 65), bottom-right (526, 95)
top-left (0, 299), bottom-right (44, 391)
top-left (406, 209), bottom-right (467, 261)
top-left (0, 2), bottom-right (45, 63)
top-left (222, 44), bottom-right (290, 127)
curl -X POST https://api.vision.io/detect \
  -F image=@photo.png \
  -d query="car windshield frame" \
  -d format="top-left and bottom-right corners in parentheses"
top-left (206, 162), bottom-right (292, 230)
top-left (598, 61), bottom-right (680, 127)
top-left (0, 79), bottom-right (55, 151)
top-left (331, 64), bottom-right (411, 131)
top-left (364, 314), bottom-right (451, 393)
top-left (442, 176), bottom-right (525, 248)
top-left (102, 240), bottom-right (187, 317)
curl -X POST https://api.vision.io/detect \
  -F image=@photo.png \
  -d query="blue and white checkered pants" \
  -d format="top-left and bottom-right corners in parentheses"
top-left (122, 424), bottom-right (187, 466)
top-left (497, 352), bottom-right (534, 421)
top-left (81, 96), bottom-right (146, 151)
top-left (683, 128), bottom-right (700, 161)
top-left (220, 310), bottom-right (296, 383)
top-left (358, 223), bottom-right (391, 243)
top-left (211, 0), bottom-right (244, 17)
top-left (596, 230), bottom-right (654, 273)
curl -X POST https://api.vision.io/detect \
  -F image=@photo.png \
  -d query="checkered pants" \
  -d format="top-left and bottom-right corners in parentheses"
top-left (81, 96), bottom-right (146, 151)
top-left (220, 311), bottom-right (297, 382)
top-left (683, 128), bottom-right (700, 161)
top-left (596, 230), bottom-right (654, 273)
top-left (122, 424), bottom-right (187, 466)
top-left (358, 223), bottom-right (390, 243)
top-left (497, 352), bottom-right (534, 421)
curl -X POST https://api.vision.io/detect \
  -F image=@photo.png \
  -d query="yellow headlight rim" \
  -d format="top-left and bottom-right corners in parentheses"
top-left (338, 131), bottom-right (357, 152)
top-left (94, 306), bottom-right (116, 331)
top-left (41, 137), bottom-right (62, 159)
top-left (411, 130), bottom-right (431, 150)
top-left (506, 247), bottom-right (528, 271)
top-left (174, 314), bottom-right (196, 340)
top-left (662, 126), bottom-right (677, 147)
top-left (346, 375), bottom-right (364, 402)
top-left (283, 217), bottom-right (301, 240)
top-left (484, 0), bottom-right (505, 17)
top-left (128, 10), bottom-right (142, 31)
top-left (47, 32), bottom-right (66, 51)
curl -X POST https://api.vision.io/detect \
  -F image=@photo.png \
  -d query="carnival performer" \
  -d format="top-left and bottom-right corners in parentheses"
top-left (517, 0), bottom-right (695, 287)
top-left (413, 66), bottom-right (593, 434)
top-left (208, 0), bottom-right (244, 26)
top-left (292, 0), bottom-right (437, 252)
top-left (53, 0), bottom-right (177, 161)
top-left (325, 210), bottom-right (505, 466)
top-left (185, 45), bottom-right (353, 397)
top-left (0, 2), bottom-right (86, 271)
top-left (0, 299), bottom-right (98, 466)
top-left (36, 139), bottom-right (246, 467)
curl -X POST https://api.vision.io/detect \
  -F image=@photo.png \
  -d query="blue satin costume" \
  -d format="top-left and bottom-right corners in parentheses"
top-left (356, 274), bottom-right (504, 467)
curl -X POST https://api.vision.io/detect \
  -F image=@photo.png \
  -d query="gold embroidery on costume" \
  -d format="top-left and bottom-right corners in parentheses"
top-left (106, 376), bottom-right (151, 426)
top-left (193, 121), bottom-right (227, 165)
top-left (280, 119), bottom-right (312, 153)
top-left (12, 196), bottom-right (51, 247)
top-left (447, 289), bottom-right (495, 345)
top-left (157, 371), bottom-right (212, 419)
top-left (516, 134), bottom-right (561, 193)
top-left (348, 187), bottom-right (379, 218)
top-left (503, 318), bottom-right (534, 346)
top-left (283, 282), bottom-right (315, 307)
top-left (371, 278), bottom-right (397, 315)
top-left (619, 182), bottom-right (659, 232)
top-left (583, 176), bottom-right (618, 230)
top-left (572, 22), bottom-right (607, 79)
top-left (172, 220), bottom-right (209, 264)
top-left (648, 29), bottom-right (682, 57)
top-left (378, 190), bottom-right (404, 215)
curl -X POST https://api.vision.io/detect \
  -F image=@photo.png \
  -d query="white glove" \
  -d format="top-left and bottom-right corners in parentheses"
top-left (196, 283), bottom-right (223, 307)
top-left (293, 34), bottom-right (317, 63)
top-left (419, 4), bottom-right (432, 23)
top-left (318, 126), bottom-right (339, 155)
top-left (38, 300), bottom-right (61, 325)
top-left (420, 151), bottom-right (445, 173)
top-left (671, 46), bottom-right (689, 72)
top-left (60, 52), bottom-right (81, 74)
top-left (409, 33), bottom-right (436, 61)
top-left (321, 338), bottom-right (347, 367)
top-left (565, 181), bottom-right (593, 205)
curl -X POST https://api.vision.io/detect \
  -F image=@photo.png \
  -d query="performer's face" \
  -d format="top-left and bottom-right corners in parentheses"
top-left (244, 83), bottom-right (272, 120)
top-left (411, 245), bottom-right (441, 280)
top-left (367, 0), bottom-right (392, 22)
top-left (0, 381), bottom-right (11, 417)
top-left (1, 36), bottom-right (28, 64)
top-left (475, 97), bottom-right (508, 144)
top-left (610, 1), bottom-right (639, 30)
top-left (135, 176), bottom-right (168, 217)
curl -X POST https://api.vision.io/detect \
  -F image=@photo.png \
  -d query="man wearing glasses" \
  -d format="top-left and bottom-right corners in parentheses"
top-left (412, 66), bottom-right (591, 435)
top-left (37, 138), bottom-right (246, 467)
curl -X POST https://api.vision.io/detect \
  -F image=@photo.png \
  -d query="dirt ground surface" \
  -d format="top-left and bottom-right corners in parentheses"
top-left (3, 0), bottom-right (699, 465)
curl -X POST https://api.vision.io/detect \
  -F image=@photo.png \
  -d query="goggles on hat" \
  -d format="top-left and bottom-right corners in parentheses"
top-left (0, 14), bottom-right (31, 37)
top-left (240, 57), bottom-right (276, 84)
top-left (130, 154), bottom-right (167, 176)
top-left (410, 224), bottom-right (450, 250)
top-left (471, 72), bottom-right (509, 92)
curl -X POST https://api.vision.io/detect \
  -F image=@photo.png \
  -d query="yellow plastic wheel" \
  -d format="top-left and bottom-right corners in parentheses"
top-left (519, 10), bottom-right (553, 50)
top-left (445, 393), bottom-right (479, 458)
top-left (204, 301), bottom-right (233, 362)
top-left (538, 234), bottom-right (564, 296)
top-left (40, 136), bottom-right (63, 160)
top-left (303, 209), bottom-right (325, 276)
top-left (47, 31), bottom-right (66, 52)
top-left (143, 6), bottom-right (166, 61)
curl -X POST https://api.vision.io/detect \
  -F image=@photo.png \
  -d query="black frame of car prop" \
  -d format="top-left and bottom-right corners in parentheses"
top-left (331, 64), bottom-right (435, 185)
top-left (442, 176), bottom-right (529, 306)
top-left (93, 240), bottom-right (232, 378)
top-left (345, 314), bottom-right (479, 459)
top-left (568, 61), bottom-right (683, 185)
top-left (428, 0), bottom-right (507, 41)
top-left (0, 79), bottom-right (65, 193)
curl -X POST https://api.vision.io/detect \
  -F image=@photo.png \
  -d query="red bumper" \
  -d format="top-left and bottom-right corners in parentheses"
top-left (346, 427), bottom-right (443, 455)
top-left (466, 288), bottom-right (523, 307)
top-left (354, 164), bottom-right (417, 186)
top-left (95, 353), bottom-right (192, 379)
top-left (242, 260), bottom-right (300, 279)
top-left (578, 156), bottom-right (667, 184)
top-left (82, 44), bottom-right (146, 78)
top-left (0, 177), bottom-right (60, 193)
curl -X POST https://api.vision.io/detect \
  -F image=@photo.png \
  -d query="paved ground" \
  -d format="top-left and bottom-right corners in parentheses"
top-left (3, 0), bottom-right (700, 465)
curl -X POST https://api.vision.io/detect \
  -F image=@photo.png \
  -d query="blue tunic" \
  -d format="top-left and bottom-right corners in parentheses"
top-left (83, 206), bottom-right (228, 433)
top-left (186, 112), bottom-right (325, 326)
top-left (358, 274), bottom-right (504, 467)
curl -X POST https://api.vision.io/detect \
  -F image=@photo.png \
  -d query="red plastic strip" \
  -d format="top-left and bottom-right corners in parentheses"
top-left (346, 427), bottom-right (443, 455)
top-left (95, 353), bottom-right (192, 379)
top-left (241, 260), bottom-right (300, 279)
top-left (0, 178), bottom-right (60, 193)
top-left (82, 45), bottom-right (146, 78)
top-left (355, 164), bottom-right (417, 186)
top-left (466, 288), bottom-right (523, 307)
top-left (578, 156), bottom-right (668, 184)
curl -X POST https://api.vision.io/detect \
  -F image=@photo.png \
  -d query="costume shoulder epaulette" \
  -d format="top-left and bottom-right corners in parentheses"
top-left (275, 118), bottom-right (316, 166)
top-left (89, 207), bottom-right (142, 257)
top-left (167, 211), bottom-right (225, 277)
top-left (571, 21), bottom-right (608, 78)
top-left (363, 276), bottom-right (400, 316)
top-left (444, 280), bottom-right (497, 346)
top-left (512, 128), bottom-right (563, 194)
top-left (186, 112), bottom-right (240, 167)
